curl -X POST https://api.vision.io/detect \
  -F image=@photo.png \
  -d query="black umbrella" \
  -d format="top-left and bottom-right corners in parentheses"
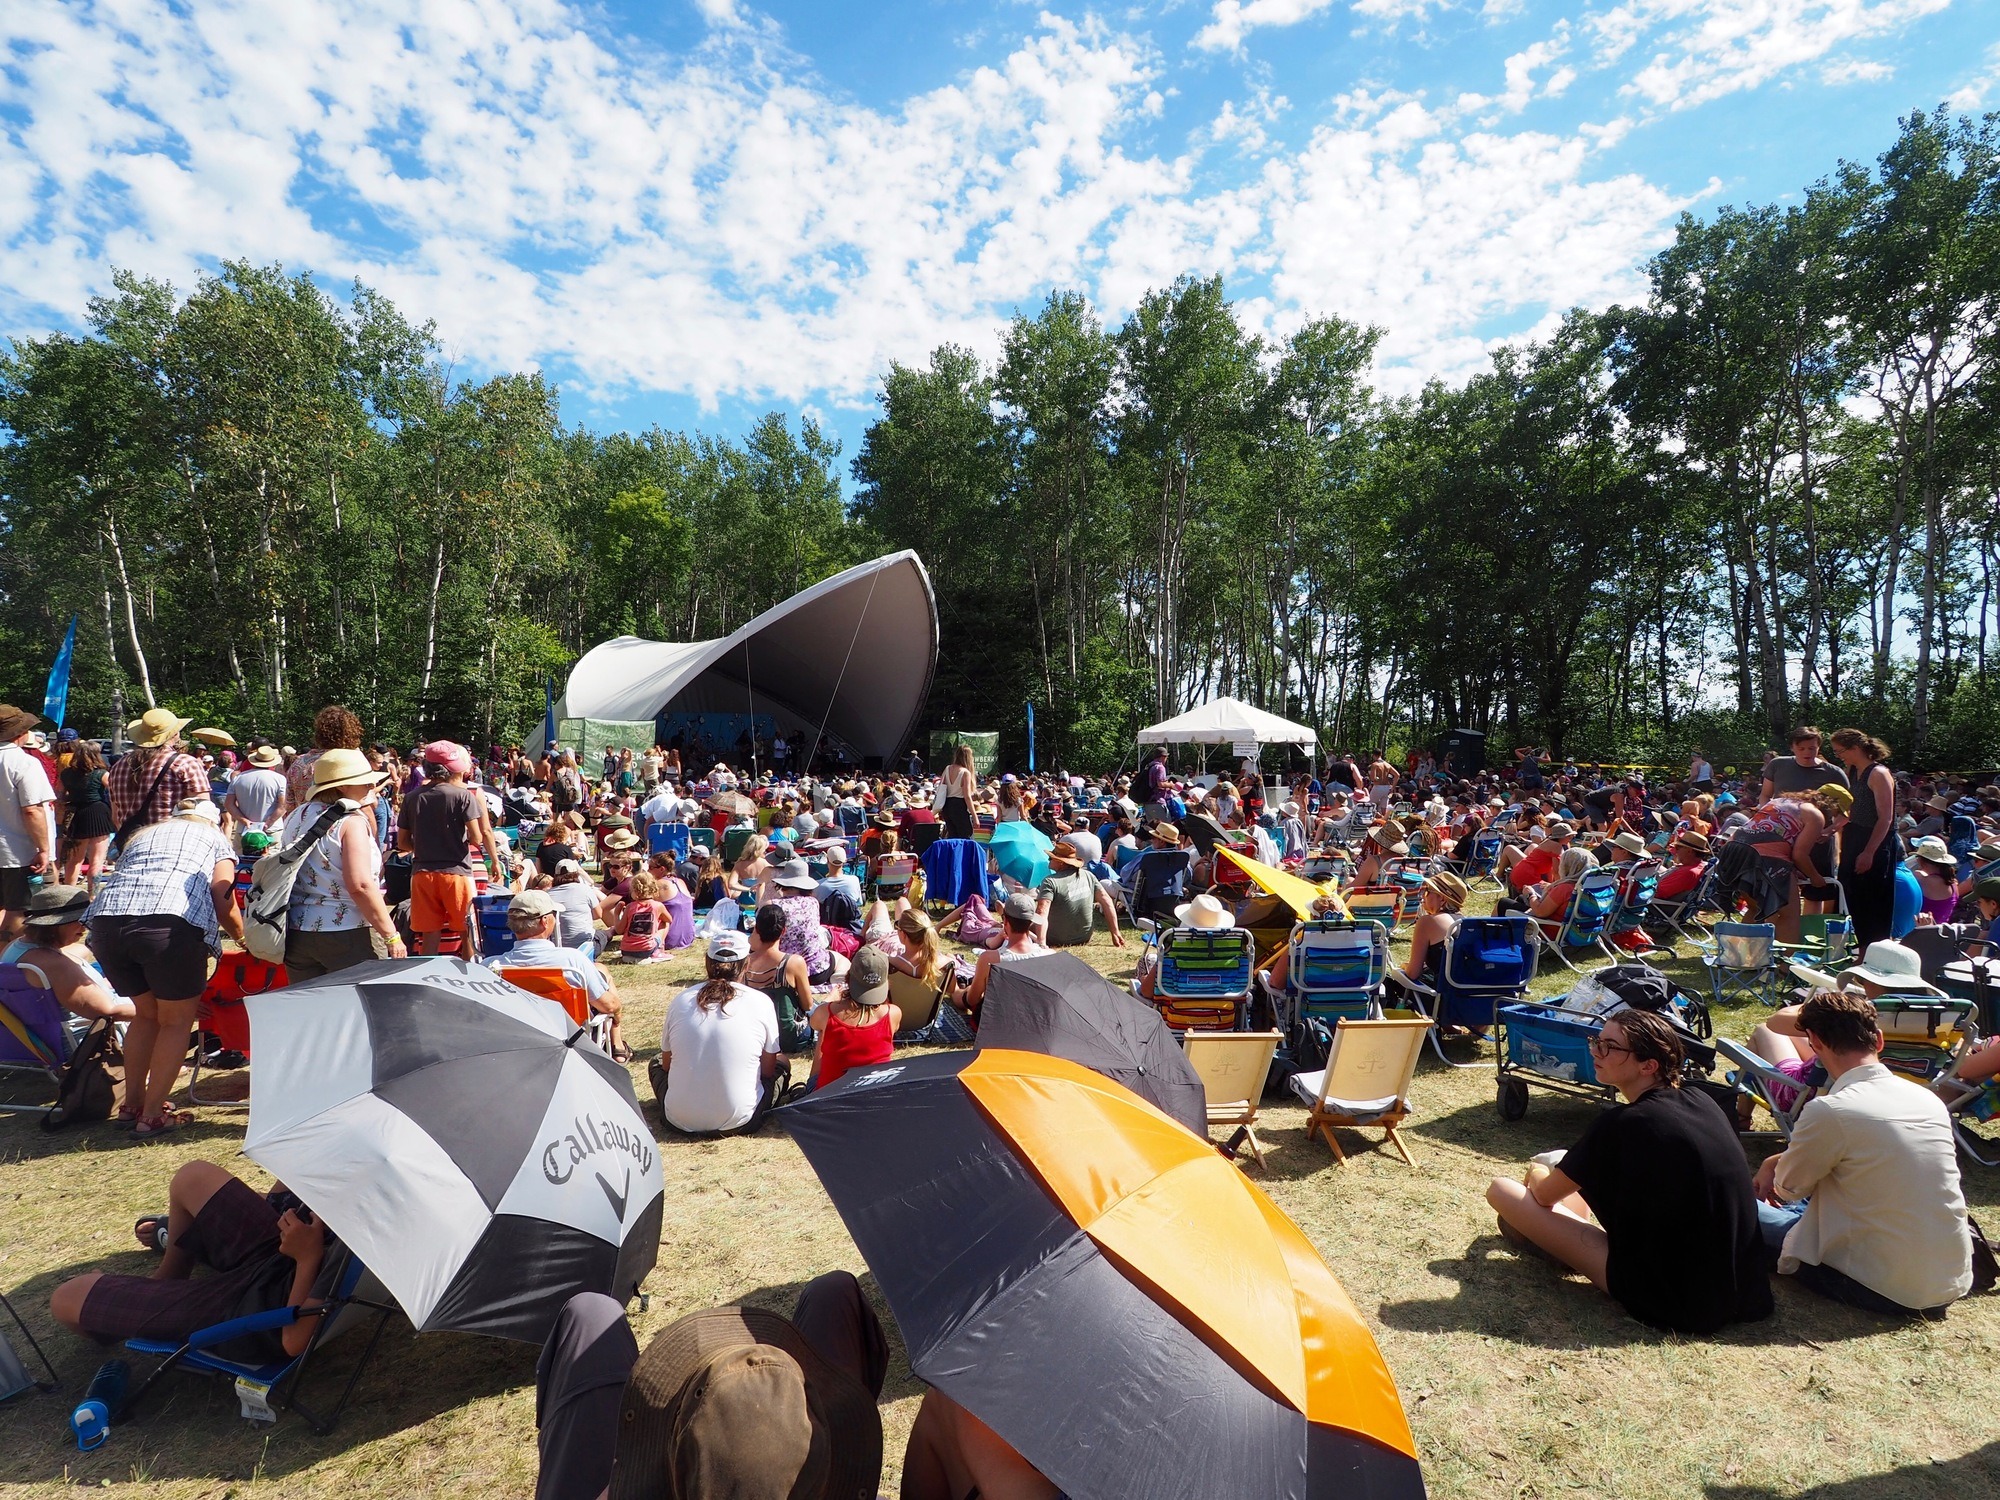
top-left (976, 952), bottom-right (1207, 1136)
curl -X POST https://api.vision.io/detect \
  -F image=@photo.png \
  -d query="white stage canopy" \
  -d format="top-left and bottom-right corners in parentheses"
top-left (1136, 697), bottom-right (1319, 752)
top-left (541, 551), bottom-right (937, 764)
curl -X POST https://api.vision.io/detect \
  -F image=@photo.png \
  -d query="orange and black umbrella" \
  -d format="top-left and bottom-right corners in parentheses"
top-left (786, 1049), bottom-right (1425, 1500)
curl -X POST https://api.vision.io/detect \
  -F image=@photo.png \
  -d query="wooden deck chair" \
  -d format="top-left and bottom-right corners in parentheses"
top-left (1286, 1016), bottom-right (1432, 1166)
top-left (498, 965), bottom-right (612, 1049)
top-left (1183, 1030), bottom-right (1282, 1169)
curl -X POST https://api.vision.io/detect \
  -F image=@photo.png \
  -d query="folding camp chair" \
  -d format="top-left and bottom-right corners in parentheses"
top-left (1379, 857), bottom-right (1431, 909)
top-left (1715, 1036), bottom-right (1821, 1141)
top-left (1287, 1016), bottom-right (1433, 1166)
top-left (1298, 852), bottom-right (1354, 887)
top-left (1443, 831), bottom-right (1503, 890)
top-left (497, 966), bottom-right (613, 1049)
top-left (1133, 925), bottom-right (1254, 1033)
top-left (1603, 859), bottom-right (1666, 957)
top-left (0, 964), bottom-right (73, 1118)
top-left (687, 826), bottom-right (718, 857)
top-left (1702, 922), bottom-right (1784, 1008)
top-left (1536, 868), bottom-right (1621, 972)
top-left (1386, 916), bottom-right (1537, 1066)
top-left (1640, 865), bottom-right (1718, 953)
top-left (1182, 1030), bottom-right (1283, 1169)
top-left (188, 953), bottom-right (288, 1107)
top-left (1120, 848), bottom-right (1195, 926)
top-left (647, 822), bottom-right (691, 859)
top-left (125, 1247), bottom-right (396, 1434)
top-left (872, 854), bottom-right (919, 903)
top-left (473, 892), bottom-right (515, 958)
top-left (1343, 885), bottom-right (1406, 936)
top-left (1263, 918), bottom-right (1388, 1031)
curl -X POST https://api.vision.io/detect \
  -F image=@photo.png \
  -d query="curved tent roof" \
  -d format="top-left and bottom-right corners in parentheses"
top-left (554, 551), bottom-right (937, 762)
top-left (1136, 697), bottom-right (1318, 751)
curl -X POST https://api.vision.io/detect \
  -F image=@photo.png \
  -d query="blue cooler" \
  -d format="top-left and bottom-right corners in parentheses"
top-left (1498, 1003), bottom-right (1602, 1087)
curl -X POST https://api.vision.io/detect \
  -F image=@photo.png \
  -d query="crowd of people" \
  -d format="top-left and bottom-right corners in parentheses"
top-left (6, 696), bottom-right (2000, 1495)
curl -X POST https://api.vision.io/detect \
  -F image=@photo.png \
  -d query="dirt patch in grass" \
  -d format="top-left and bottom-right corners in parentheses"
top-left (3, 906), bottom-right (1998, 1499)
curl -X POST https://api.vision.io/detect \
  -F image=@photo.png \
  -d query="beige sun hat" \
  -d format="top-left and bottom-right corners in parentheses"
top-left (127, 707), bottom-right (193, 748)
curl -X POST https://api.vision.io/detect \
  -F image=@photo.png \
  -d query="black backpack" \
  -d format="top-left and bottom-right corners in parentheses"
top-left (43, 1017), bottom-right (121, 1130)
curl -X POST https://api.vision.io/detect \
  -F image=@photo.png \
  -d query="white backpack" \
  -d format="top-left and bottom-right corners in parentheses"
top-left (241, 800), bottom-right (357, 964)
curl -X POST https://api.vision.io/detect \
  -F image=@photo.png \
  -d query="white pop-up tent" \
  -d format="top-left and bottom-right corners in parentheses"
top-left (1136, 697), bottom-right (1318, 752)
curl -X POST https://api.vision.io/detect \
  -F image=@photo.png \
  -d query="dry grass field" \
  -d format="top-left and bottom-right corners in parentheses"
top-left (3, 897), bottom-right (1999, 1500)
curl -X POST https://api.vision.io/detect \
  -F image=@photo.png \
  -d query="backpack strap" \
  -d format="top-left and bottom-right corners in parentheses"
top-left (273, 799), bottom-right (359, 867)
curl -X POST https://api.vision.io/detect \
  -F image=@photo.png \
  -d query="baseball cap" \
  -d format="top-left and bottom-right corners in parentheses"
top-left (708, 930), bottom-right (750, 962)
top-left (1001, 891), bottom-right (1038, 924)
top-left (509, 890), bottom-right (559, 918)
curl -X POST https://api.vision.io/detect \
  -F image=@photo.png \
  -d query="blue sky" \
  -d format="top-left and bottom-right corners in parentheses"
top-left (2, 0), bottom-right (1994, 468)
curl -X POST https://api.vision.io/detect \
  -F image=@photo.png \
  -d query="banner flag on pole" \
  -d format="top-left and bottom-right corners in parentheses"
top-left (544, 678), bottom-right (559, 751)
top-left (42, 616), bottom-right (77, 731)
top-left (1025, 702), bottom-right (1035, 773)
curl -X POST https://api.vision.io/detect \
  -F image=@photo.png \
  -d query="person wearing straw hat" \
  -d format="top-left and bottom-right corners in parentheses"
top-left (106, 707), bottom-right (209, 845)
top-left (533, 1272), bottom-right (886, 1500)
top-left (279, 748), bottom-right (406, 982)
top-left (1906, 836), bottom-right (1962, 926)
top-left (87, 797), bottom-right (244, 1137)
top-left (1404, 871), bottom-right (1468, 991)
top-left (221, 743), bottom-right (290, 851)
top-left (0, 703), bottom-right (57, 937)
top-left (1035, 841), bottom-right (1125, 949)
top-left (0, 884), bottom-right (134, 1025)
top-left (1655, 828), bottom-right (1712, 903)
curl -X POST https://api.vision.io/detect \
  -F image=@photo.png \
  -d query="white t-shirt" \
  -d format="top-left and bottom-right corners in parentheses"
top-left (640, 791), bottom-right (684, 825)
top-left (660, 982), bottom-right (779, 1133)
top-left (225, 767), bottom-right (288, 830)
top-left (0, 744), bottom-right (56, 866)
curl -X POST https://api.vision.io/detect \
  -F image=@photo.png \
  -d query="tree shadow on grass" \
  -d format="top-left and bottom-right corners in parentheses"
top-left (0, 1253), bottom-right (537, 1485)
top-left (1707, 1441), bottom-right (2000, 1500)
top-left (1378, 1239), bottom-right (1891, 1351)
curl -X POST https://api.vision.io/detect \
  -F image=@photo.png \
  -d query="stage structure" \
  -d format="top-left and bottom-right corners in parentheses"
top-left (542, 551), bottom-right (937, 768)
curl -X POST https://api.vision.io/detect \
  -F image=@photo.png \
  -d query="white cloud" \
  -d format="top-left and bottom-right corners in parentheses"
top-left (0, 0), bottom-right (1695, 411)
top-left (1820, 57), bottom-right (1893, 83)
top-left (1192, 0), bottom-right (1339, 53)
top-left (1945, 44), bottom-right (2000, 111)
top-left (1590, 0), bottom-right (1950, 110)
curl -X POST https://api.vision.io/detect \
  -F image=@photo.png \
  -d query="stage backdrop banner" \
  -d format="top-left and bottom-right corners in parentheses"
top-left (930, 730), bottom-right (1000, 777)
top-left (556, 718), bottom-right (659, 765)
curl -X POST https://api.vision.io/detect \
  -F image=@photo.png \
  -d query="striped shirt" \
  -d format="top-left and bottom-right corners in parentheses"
top-left (87, 818), bottom-right (234, 945)
top-left (107, 750), bottom-right (209, 835)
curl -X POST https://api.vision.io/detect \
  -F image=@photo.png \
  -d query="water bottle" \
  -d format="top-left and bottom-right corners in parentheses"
top-left (71, 1359), bottom-right (128, 1450)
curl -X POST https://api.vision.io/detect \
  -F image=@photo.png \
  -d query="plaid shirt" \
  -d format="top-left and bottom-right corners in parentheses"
top-left (87, 817), bottom-right (233, 944)
top-left (107, 749), bottom-right (209, 834)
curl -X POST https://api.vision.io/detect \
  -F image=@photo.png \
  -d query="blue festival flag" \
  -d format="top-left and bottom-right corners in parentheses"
top-left (1025, 701), bottom-right (1035, 773)
top-left (544, 677), bottom-right (558, 751)
top-left (42, 616), bottom-right (77, 731)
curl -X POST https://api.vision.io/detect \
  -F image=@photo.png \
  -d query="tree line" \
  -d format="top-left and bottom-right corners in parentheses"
top-left (2, 109), bottom-right (1996, 771)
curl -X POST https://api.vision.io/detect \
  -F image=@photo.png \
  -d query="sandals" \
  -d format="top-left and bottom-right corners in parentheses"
top-left (115, 1105), bottom-right (142, 1131)
top-left (133, 1109), bottom-right (193, 1141)
top-left (133, 1215), bottom-right (170, 1252)
top-left (610, 1043), bottom-right (635, 1063)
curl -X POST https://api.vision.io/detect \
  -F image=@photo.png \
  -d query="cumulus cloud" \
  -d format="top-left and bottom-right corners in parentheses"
top-left (1192, 0), bottom-right (1340, 54)
top-left (1591, 0), bottom-right (1950, 110)
top-left (0, 0), bottom-right (1722, 412)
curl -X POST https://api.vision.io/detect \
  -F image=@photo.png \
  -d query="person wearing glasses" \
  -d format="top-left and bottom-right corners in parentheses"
top-left (1485, 1009), bottom-right (1772, 1333)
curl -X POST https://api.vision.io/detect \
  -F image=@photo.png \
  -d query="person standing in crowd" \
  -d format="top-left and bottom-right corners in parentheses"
top-left (56, 738), bottom-right (113, 888)
top-left (1761, 726), bottom-right (1849, 803)
top-left (280, 749), bottom-right (406, 981)
top-left (221, 743), bottom-right (289, 852)
top-left (1830, 729), bottom-right (1899, 948)
top-left (108, 708), bottom-right (209, 842)
top-left (1365, 750), bottom-right (1399, 812)
top-left (939, 743), bottom-right (977, 841)
top-left (284, 705), bottom-right (365, 809)
top-left (0, 704), bottom-right (57, 938)
top-left (88, 798), bottom-right (244, 1137)
top-left (398, 740), bottom-right (505, 955)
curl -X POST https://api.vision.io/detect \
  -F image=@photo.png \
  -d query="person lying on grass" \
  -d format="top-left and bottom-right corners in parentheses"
top-left (50, 1162), bottom-right (338, 1362)
top-left (1486, 1008), bottom-right (1773, 1334)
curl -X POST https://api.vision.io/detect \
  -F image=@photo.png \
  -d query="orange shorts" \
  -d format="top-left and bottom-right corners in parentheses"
top-left (409, 871), bottom-right (476, 934)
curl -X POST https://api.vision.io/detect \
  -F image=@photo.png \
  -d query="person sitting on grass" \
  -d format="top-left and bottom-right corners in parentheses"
top-left (485, 889), bottom-right (629, 1060)
top-left (1752, 988), bottom-right (1972, 1318)
top-left (50, 1162), bottom-right (339, 1363)
top-left (1036, 841), bottom-right (1125, 949)
top-left (0, 884), bottom-right (134, 1025)
top-left (807, 947), bottom-right (901, 1093)
top-left (742, 903), bottom-right (817, 1056)
top-left (959, 892), bottom-right (1050, 1024)
top-left (612, 871), bottom-right (670, 964)
top-left (1485, 1008), bottom-right (1772, 1334)
top-left (653, 930), bottom-right (783, 1136)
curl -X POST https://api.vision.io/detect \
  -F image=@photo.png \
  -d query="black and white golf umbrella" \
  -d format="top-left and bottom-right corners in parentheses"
top-left (243, 958), bottom-right (663, 1343)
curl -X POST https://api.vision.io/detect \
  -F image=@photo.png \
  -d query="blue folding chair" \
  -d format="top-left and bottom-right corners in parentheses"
top-left (0, 963), bottom-right (76, 1120)
top-left (1388, 916), bottom-right (1538, 1064)
top-left (1120, 849), bottom-right (1194, 926)
top-left (125, 1249), bottom-right (396, 1435)
top-left (1604, 859), bottom-right (1665, 956)
top-left (1445, 831), bottom-right (1504, 890)
top-left (1261, 919), bottom-right (1388, 1031)
top-left (647, 822), bottom-right (691, 859)
top-left (1536, 869), bottom-right (1621, 972)
top-left (1644, 865), bottom-right (1718, 953)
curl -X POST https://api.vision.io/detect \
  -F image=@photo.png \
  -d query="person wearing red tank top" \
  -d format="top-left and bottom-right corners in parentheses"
top-left (809, 947), bottom-right (902, 1092)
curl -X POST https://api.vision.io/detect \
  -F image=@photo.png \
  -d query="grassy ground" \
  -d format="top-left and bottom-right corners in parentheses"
top-left (3, 897), bottom-right (2000, 1500)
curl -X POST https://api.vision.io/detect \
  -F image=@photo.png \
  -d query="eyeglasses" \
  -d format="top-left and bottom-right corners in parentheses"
top-left (1587, 1036), bottom-right (1631, 1058)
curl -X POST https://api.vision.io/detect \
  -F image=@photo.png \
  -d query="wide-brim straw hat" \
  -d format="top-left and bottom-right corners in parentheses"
top-left (1174, 894), bottom-right (1235, 930)
top-left (1842, 940), bottom-right (1941, 993)
top-left (127, 708), bottom-right (192, 748)
top-left (246, 745), bottom-right (284, 769)
top-left (309, 748), bottom-right (388, 794)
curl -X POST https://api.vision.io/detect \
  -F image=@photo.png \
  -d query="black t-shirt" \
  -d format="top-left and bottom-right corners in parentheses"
top-left (536, 839), bottom-right (578, 877)
top-left (1558, 1085), bottom-right (1772, 1333)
